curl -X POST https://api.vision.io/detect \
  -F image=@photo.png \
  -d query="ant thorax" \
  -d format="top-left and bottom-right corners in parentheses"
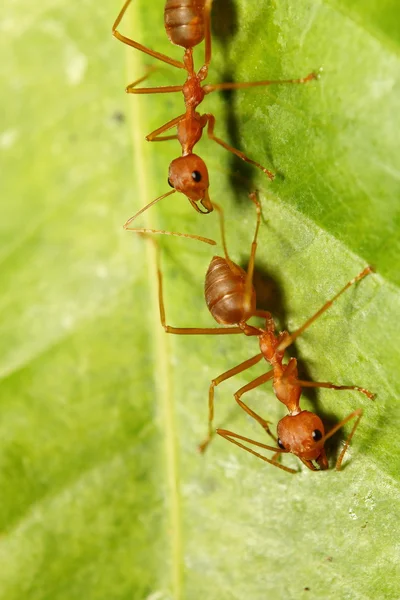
top-left (182, 76), bottom-right (205, 109)
top-left (259, 329), bottom-right (285, 366)
top-left (177, 112), bottom-right (205, 154)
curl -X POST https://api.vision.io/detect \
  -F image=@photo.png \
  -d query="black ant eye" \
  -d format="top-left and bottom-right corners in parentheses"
top-left (312, 429), bottom-right (322, 442)
top-left (277, 438), bottom-right (285, 450)
top-left (191, 170), bottom-right (202, 183)
top-left (167, 178), bottom-right (174, 188)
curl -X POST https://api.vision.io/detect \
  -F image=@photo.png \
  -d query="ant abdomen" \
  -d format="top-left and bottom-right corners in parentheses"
top-left (205, 257), bottom-right (256, 325)
top-left (164, 0), bottom-right (205, 49)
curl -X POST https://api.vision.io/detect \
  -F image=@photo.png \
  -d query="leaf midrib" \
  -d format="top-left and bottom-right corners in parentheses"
top-left (125, 4), bottom-right (183, 599)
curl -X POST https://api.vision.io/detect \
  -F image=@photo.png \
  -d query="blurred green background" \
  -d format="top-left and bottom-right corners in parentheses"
top-left (0, 0), bottom-right (399, 599)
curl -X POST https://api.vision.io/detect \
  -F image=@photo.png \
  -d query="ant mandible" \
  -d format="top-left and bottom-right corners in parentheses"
top-left (154, 192), bottom-right (374, 469)
top-left (113, 0), bottom-right (318, 241)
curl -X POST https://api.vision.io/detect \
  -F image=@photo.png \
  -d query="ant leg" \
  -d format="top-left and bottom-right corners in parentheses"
top-left (199, 353), bottom-right (265, 453)
top-left (234, 371), bottom-right (276, 441)
top-left (210, 202), bottom-right (263, 300)
top-left (254, 310), bottom-right (273, 320)
top-left (126, 67), bottom-right (157, 89)
top-left (204, 0), bottom-right (213, 68)
top-left (318, 409), bottom-right (363, 471)
top-left (112, 0), bottom-right (185, 70)
top-left (336, 410), bottom-right (363, 471)
top-left (126, 84), bottom-right (182, 95)
top-left (205, 114), bottom-right (275, 180)
top-left (124, 66), bottom-right (183, 95)
top-left (271, 451), bottom-right (282, 463)
top-left (146, 114), bottom-right (185, 142)
top-left (243, 192), bottom-right (262, 314)
top-left (203, 71), bottom-right (318, 93)
top-left (278, 266), bottom-right (374, 352)
top-left (296, 379), bottom-right (374, 400)
top-left (197, 0), bottom-right (213, 80)
top-left (217, 429), bottom-right (296, 474)
top-left (145, 134), bottom-right (179, 142)
top-left (154, 238), bottom-right (244, 335)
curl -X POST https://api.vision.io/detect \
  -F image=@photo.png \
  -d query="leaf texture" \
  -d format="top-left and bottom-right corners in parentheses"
top-left (0, 1), bottom-right (399, 599)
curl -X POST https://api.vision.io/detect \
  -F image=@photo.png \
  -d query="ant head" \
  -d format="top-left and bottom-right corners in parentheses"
top-left (168, 155), bottom-right (212, 214)
top-left (277, 411), bottom-right (325, 462)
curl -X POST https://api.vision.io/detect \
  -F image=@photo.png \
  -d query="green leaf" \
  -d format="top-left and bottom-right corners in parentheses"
top-left (1, 0), bottom-right (399, 599)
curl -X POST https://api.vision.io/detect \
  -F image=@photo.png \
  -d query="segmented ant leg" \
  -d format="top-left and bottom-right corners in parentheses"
top-left (296, 379), bottom-right (374, 400)
top-left (317, 409), bottom-right (363, 471)
top-left (197, 0), bottom-right (213, 80)
top-left (154, 238), bottom-right (243, 335)
top-left (211, 201), bottom-right (260, 288)
top-left (216, 429), bottom-right (296, 474)
top-left (233, 370), bottom-right (277, 441)
top-left (243, 191), bottom-right (262, 314)
top-left (198, 353), bottom-right (265, 453)
top-left (125, 66), bottom-right (158, 89)
top-left (146, 114), bottom-right (185, 142)
top-left (146, 134), bottom-right (179, 142)
top-left (125, 66), bottom-right (183, 95)
top-left (253, 310), bottom-right (273, 320)
top-left (335, 410), bottom-right (363, 471)
top-left (203, 71), bottom-right (319, 93)
top-left (271, 451), bottom-right (282, 463)
top-left (126, 84), bottom-right (183, 95)
top-left (204, 0), bottom-right (213, 68)
top-left (112, 0), bottom-right (185, 70)
top-left (277, 266), bottom-right (374, 352)
top-left (205, 114), bottom-right (275, 180)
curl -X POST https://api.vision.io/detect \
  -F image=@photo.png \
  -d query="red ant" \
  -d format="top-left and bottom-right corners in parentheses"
top-left (113, 0), bottom-right (318, 241)
top-left (154, 192), bottom-right (374, 471)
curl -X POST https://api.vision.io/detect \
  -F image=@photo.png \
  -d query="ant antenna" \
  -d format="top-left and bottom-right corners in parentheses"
top-left (123, 190), bottom-right (176, 229)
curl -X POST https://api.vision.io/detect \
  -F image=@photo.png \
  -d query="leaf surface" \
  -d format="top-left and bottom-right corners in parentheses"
top-left (0, 1), bottom-right (399, 599)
